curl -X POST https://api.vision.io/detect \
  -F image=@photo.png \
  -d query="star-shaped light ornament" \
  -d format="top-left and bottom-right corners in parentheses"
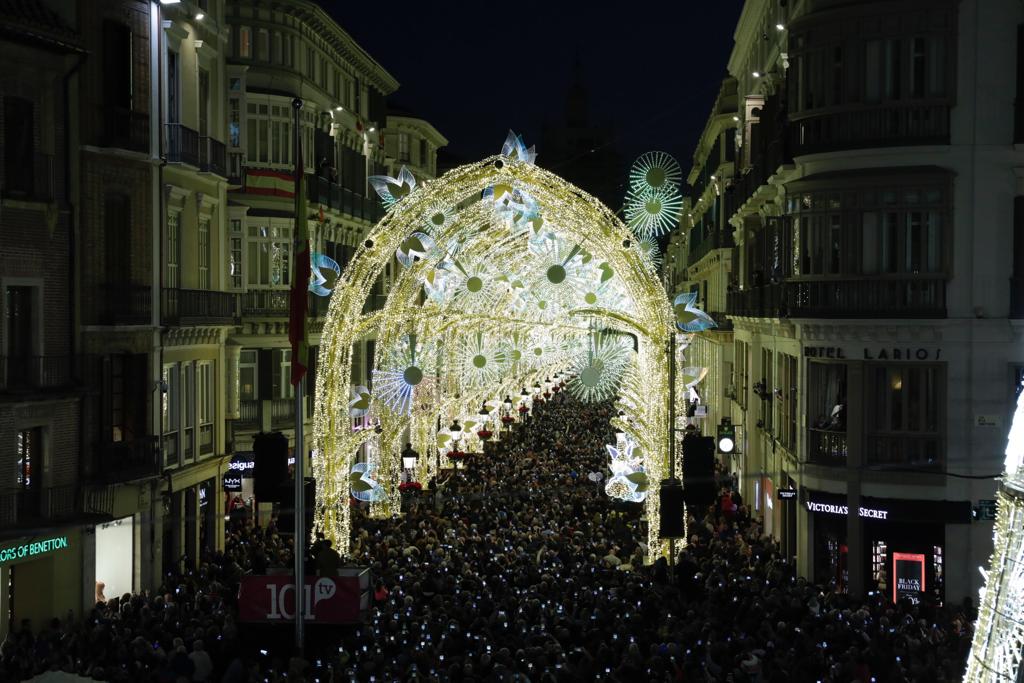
top-left (604, 439), bottom-right (649, 503)
top-left (348, 385), bottom-right (372, 418)
top-left (309, 252), bottom-right (341, 297)
top-left (673, 292), bottom-right (718, 333)
top-left (349, 462), bottom-right (384, 502)
top-left (369, 166), bottom-right (416, 209)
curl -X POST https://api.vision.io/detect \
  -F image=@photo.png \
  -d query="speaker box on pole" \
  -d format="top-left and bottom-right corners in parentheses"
top-left (253, 431), bottom-right (289, 502)
top-left (682, 434), bottom-right (717, 509)
top-left (659, 478), bottom-right (686, 538)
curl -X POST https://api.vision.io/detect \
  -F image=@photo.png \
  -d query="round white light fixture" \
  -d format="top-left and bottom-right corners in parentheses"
top-left (718, 436), bottom-right (735, 454)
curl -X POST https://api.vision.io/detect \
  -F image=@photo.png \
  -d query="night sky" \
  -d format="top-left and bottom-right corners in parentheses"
top-left (324, 1), bottom-right (744, 198)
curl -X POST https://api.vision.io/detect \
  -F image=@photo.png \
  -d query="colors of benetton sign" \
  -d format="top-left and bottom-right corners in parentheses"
top-left (0, 536), bottom-right (69, 564)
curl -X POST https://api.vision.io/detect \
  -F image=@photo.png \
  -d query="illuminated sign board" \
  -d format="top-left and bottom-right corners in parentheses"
top-left (777, 488), bottom-right (798, 500)
top-left (805, 500), bottom-right (889, 520)
top-left (892, 552), bottom-right (926, 604)
top-left (225, 452), bottom-right (255, 491)
top-left (0, 536), bottom-right (70, 564)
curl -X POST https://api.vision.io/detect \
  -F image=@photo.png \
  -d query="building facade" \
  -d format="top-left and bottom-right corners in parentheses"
top-left (668, 0), bottom-right (1024, 604)
top-left (0, 0), bottom-right (444, 636)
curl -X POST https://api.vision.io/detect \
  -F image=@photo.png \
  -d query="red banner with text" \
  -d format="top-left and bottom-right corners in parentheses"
top-left (238, 575), bottom-right (362, 624)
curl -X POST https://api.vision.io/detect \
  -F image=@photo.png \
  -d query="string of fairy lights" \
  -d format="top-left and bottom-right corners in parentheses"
top-left (311, 133), bottom-right (709, 562)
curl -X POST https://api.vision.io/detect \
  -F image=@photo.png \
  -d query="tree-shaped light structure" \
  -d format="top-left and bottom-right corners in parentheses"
top-left (313, 131), bottom-right (677, 561)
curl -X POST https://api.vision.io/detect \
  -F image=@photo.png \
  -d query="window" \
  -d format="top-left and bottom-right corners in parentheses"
top-left (198, 69), bottom-right (209, 140)
top-left (777, 353), bottom-right (798, 452)
top-left (198, 218), bottom-right (211, 289)
top-left (3, 97), bottom-right (34, 197)
top-left (238, 26), bottom-right (251, 58)
top-left (246, 100), bottom-right (294, 167)
top-left (733, 340), bottom-right (748, 409)
top-left (256, 29), bottom-right (269, 62)
top-left (229, 219), bottom-right (243, 289)
top-left (167, 50), bottom-right (179, 124)
top-left (866, 364), bottom-right (944, 467)
top-left (398, 133), bottom-right (410, 162)
top-left (166, 212), bottom-right (181, 288)
top-left (272, 32), bottom-right (282, 64)
top-left (5, 286), bottom-right (36, 362)
top-left (198, 361), bottom-right (214, 456)
top-left (105, 354), bottom-right (146, 443)
top-left (161, 362), bottom-right (181, 467)
top-left (102, 21), bottom-right (133, 112)
top-left (183, 361), bottom-right (195, 463)
top-left (419, 139), bottom-right (428, 167)
top-left (229, 98), bottom-right (241, 147)
top-left (319, 56), bottom-right (327, 89)
top-left (760, 348), bottom-right (774, 433)
top-left (240, 350), bottom-right (258, 401)
top-left (273, 349), bottom-right (294, 399)
top-left (307, 47), bottom-right (315, 79)
top-left (247, 222), bottom-right (291, 287)
top-left (105, 195), bottom-right (131, 284)
top-left (16, 428), bottom-right (41, 489)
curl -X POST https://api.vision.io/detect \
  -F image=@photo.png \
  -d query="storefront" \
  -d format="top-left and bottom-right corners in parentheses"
top-left (805, 488), bottom-right (971, 604)
top-left (94, 516), bottom-right (135, 602)
top-left (0, 528), bottom-right (81, 640)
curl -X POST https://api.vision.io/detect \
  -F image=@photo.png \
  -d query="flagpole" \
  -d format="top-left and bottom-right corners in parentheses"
top-left (291, 96), bottom-right (305, 656)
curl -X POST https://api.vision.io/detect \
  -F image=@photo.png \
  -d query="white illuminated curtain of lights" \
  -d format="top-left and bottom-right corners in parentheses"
top-left (965, 389), bottom-right (1024, 682)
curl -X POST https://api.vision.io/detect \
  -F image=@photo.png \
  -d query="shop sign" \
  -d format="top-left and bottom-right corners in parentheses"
top-left (224, 452), bottom-right (255, 491)
top-left (892, 552), bottom-right (926, 604)
top-left (805, 500), bottom-right (889, 520)
top-left (777, 488), bottom-right (798, 500)
top-left (976, 499), bottom-right (998, 521)
top-left (0, 535), bottom-right (70, 565)
top-left (238, 575), bottom-right (363, 624)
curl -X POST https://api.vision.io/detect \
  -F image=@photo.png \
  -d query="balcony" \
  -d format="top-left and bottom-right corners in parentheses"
top-left (0, 355), bottom-right (76, 391)
top-left (787, 278), bottom-right (945, 318)
top-left (98, 284), bottom-right (151, 325)
top-left (789, 103), bottom-right (950, 156)
top-left (808, 428), bottom-right (848, 465)
top-left (0, 485), bottom-right (78, 528)
top-left (165, 123), bottom-right (200, 166)
top-left (100, 107), bottom-right (149, 154)
top-left (727, 278), bottom-right (946, 319)
top-left (687, 228), bottom-right (735, 267)
top-left (236, 397), bottom-right (311, 429)
top-left (865, 434), bottom-right (943, 470)
top-left (306, 173), bottom-right (385, 223)
top-left (200, 137), bottom-right (227, 177)
top-left (88, 437), bottom-right (160, 484)
top-left (161, 288), bottom-right (237, 325)
top-left (240, 290), bottom-right (328, 318)
top-left (727, 283), bottom-right (784, 318)
top-left (2, 152), bottom-right (54, 202)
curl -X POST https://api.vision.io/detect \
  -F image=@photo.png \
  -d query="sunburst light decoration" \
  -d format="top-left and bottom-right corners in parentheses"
top-left (624, 186), bottom-right (684, 239)
top-left (568, 331), bottom-right (633, 402)
top-left (622, 151), bottom-right (684, 240)
top-left (422, 201), bottom-right (455, 232)
top-left (369, 166), bottom-right (416, 209)
top-left (372, 333), bottom-right (435, 416)
top-left (636, 237), bottom-right (662, 272)
top-left (604, 435), bottom-right (649, 503)
top-left (629, 151), bottom-right (682, 193)
top-left (461, 331), bottom-right (503, 388)
top-left (673, 291), bottom-right (717, 333)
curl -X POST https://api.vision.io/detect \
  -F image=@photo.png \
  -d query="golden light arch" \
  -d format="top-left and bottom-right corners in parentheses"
top-left (312, 153), bottom-right (678, 559)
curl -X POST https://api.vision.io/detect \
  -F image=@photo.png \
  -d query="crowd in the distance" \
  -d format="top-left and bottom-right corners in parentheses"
top-left (0, 392), bottom-right (974, 681)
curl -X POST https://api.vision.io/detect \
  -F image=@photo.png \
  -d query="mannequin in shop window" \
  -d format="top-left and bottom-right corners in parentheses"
top-left (94, 581), bottom-right (106, 604)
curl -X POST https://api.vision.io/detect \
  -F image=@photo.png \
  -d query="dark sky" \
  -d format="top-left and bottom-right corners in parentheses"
top-left (324, 1), bottom-right (743, 190)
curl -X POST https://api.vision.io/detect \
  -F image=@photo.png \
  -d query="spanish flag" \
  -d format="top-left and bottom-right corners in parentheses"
top-left (289, 108), bottom-right (310, 386)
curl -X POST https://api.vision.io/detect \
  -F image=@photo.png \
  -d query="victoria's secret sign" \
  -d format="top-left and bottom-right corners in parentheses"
top-left (804, 346), bottom-right (942, 361)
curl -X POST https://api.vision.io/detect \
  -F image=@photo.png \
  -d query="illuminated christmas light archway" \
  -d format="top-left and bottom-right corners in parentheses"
top-left (313, 146), bottom-right (677, 560)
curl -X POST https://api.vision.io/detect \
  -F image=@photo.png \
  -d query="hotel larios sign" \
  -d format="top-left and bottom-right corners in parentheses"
top-left (804, 346), bottom-right (942, 361)
top-left (0, 536), bottom-right (70, 564)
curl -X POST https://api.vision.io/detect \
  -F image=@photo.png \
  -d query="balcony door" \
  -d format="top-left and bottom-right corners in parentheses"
top-left (3, 97), bottom-right (34, 198)
top-left (5, 286), bottom-right (36, 386)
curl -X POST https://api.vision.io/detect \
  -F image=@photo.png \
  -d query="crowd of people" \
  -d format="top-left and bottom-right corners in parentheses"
top-left (0, 392), bottom-right (975, 681)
